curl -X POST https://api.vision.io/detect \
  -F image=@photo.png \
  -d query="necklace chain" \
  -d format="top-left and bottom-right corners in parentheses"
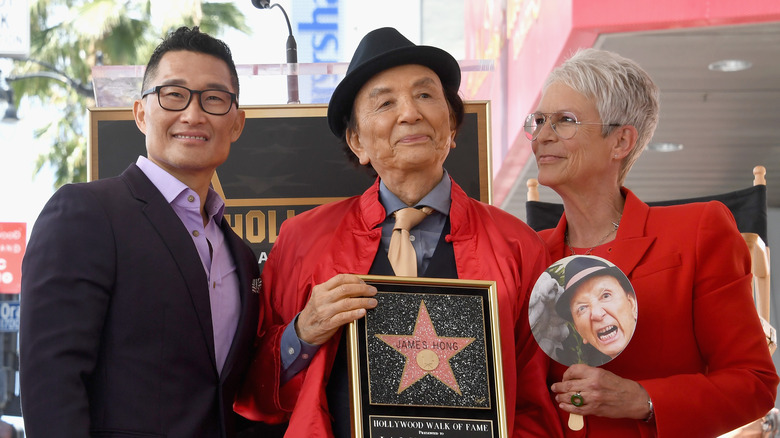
top-left (565, 219), bottom-right (621, 256)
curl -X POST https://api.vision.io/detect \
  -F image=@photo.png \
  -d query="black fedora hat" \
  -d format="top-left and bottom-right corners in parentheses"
top-left (327, 27), bottom-right (462, 138)
top-left (555, 256), bottom-right (633, 321)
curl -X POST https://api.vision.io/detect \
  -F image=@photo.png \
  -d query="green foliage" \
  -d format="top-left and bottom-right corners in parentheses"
top-left (33, 102), bottom-right (87, 185)
top-left (8, 0), bottom-right (248, 187)
top-left (565, 320), bottom-right (587, 364)
top-left (547, 261), bottom-right (566, 287)
top-left (201, 2), bottom-right (250, 36)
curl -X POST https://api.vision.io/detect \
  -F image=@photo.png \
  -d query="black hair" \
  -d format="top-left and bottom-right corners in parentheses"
top-left (141, 26), bottom-right (240, 97)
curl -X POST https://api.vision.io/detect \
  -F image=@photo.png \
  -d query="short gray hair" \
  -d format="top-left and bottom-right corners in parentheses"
top-left (544, 48), bottom-right (660, 184)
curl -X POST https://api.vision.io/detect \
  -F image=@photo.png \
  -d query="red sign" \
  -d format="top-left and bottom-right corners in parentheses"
top-left (0, 223), bottom-right (26, 294)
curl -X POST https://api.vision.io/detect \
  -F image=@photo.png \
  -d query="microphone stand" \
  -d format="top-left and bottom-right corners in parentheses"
top-left (253, 1), bottom-right (300, 104)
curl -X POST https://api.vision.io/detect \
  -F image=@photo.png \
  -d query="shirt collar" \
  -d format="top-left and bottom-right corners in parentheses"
top-left (136, 156), bottom-right (225, 222)
top-left (378, 169), bottom-right (452, 217)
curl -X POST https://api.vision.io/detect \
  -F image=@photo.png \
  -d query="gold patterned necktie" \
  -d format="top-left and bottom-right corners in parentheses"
top-left (388, 206), bottom-right (433, 277)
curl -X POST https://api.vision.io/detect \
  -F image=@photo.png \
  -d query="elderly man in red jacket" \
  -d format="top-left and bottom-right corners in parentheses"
top-left (235, 27), bottom-right (561, 438)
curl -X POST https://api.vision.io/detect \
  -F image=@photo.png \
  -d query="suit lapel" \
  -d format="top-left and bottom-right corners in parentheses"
top-left (547, 188), bottom-right (656, 278)
top-left (121, 165), bottom-right (217, 369)
top-left (608, 237), bottom-right (655, 277)
top-left (609, 189), bottom-right (655, 277)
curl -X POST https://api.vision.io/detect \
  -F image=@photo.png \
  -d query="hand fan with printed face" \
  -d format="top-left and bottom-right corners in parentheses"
top-left (529, 255), bottom-right (638, 430)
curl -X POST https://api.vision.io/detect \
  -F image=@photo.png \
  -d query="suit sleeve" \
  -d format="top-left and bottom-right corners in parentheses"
top-left (20, 185), bottom-right (115, 437)
top-left (640, 201), bottom-right (779, 436)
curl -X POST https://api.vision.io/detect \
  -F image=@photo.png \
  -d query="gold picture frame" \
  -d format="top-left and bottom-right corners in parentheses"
top-left (348, 275), bottom-right (508, 438)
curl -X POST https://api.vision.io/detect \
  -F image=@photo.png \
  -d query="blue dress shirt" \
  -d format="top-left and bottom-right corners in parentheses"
top-left (279, 171), bottom-right (452, 383)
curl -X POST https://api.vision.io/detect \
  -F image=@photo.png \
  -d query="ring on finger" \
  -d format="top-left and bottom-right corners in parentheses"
top-left (571, 392), bottom-right (584, 407)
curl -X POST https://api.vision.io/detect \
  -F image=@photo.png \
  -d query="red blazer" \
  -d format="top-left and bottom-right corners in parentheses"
top-left (236, 178), bottom-right (562, 437)
top-left (539, 188), bottom-right (778, 437)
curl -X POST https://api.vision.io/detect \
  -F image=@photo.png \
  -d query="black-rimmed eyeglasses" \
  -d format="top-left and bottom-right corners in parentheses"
top-left (524, 111), bottom-right (620, 141)
top-left (141, 85), bottom-right (238, 116)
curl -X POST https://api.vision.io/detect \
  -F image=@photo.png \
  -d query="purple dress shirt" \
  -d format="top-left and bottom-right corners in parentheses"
top-left (136, 156), bottom-right (240, 374)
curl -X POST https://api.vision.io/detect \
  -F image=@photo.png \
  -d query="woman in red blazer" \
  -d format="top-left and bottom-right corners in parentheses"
top-left (526, 48), bottom-right (778, 437)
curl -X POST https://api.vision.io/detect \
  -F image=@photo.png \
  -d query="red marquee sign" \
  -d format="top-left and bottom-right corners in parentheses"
top-left (0, 223), bottom-right (26, 294)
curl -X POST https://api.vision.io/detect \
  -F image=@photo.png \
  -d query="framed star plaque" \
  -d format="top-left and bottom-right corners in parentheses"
top-left (348, 275), bottom-right (508, 438)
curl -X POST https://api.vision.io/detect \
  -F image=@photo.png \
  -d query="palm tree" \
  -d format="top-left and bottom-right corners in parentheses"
top-left (7, 0), bottom-right (249, 187)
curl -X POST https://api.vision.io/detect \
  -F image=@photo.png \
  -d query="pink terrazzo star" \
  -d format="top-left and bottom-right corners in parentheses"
top-left (376, 300), bottom-right (475, 395)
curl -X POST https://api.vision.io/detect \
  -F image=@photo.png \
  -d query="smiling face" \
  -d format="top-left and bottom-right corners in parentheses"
top-left (569, 274), bottom-right (637, 358)
top-left (531, 82), bottom-right (618, 191)
top-left (133, 50), bottom-right (245, 187)
top-left (346, 64), bottom-right (457, 190)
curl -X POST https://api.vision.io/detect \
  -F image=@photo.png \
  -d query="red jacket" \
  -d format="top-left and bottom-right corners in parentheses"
top-left (236, 177), bottom-right (562, 437)
top-left (539, 188), bottom-right (778, 437)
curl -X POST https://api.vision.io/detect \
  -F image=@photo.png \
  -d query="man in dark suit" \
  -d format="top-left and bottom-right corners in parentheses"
top-left (20, 26), bottom-right (260, 438)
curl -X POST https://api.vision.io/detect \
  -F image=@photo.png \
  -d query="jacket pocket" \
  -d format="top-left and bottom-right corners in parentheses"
top-left (631, 252), bottom-right (682, 279)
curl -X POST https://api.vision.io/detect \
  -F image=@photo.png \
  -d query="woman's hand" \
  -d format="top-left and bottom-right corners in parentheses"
top-left (551, 364), bottom-right (651, 420)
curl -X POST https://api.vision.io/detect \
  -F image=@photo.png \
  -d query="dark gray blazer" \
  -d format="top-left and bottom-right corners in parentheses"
top-left (20, 164), bottom-right (260, 437)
